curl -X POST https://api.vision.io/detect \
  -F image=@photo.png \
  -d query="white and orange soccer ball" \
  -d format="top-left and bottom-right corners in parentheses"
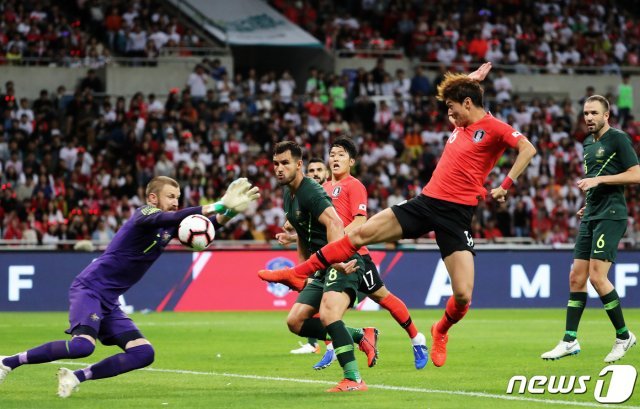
top-left (178, 214), bottom-right (215, 251)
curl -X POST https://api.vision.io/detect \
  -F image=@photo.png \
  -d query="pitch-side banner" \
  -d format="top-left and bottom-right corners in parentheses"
top-left (167, 0), bottom-right (322, 47)
top-left (0, 251), bottom-right (638, 311)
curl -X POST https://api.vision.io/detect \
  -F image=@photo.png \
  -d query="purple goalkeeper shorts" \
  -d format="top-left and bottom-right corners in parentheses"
top-left (65, 281), bottom-right (141, 345)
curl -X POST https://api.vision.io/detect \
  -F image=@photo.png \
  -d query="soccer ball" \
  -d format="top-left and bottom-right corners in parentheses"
top-left (178, 214), bottom-right (215, 251)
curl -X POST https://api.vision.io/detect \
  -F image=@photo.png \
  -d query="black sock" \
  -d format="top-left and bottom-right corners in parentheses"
top-left (299, 318), bottom-right (328, 340)
top-left (563, 292), bottom-right (587, 342)
top-left (600, 289), bottom-right (629, 340)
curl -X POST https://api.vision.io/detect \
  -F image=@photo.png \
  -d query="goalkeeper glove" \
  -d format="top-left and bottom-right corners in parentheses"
top-left (206, 178), bottom-right (260, 216)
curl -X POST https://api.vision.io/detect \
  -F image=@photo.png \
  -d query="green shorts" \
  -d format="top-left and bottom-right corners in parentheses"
top-left (574, 219), bottom-right (627, 262)
top-left (296, 255), bottom-right (364, 309)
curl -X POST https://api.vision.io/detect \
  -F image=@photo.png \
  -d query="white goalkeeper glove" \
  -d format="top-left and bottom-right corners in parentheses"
top-left (206, 178), bottom-right (260, 217)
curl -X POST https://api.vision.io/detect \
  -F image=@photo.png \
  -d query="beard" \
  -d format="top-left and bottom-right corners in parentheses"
top-left (592, 119), bottom-right (606, 134)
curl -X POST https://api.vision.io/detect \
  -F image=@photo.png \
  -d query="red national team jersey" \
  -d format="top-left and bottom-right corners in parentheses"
top-left (323, 175), bottom-right (370, 256)
top-left (423, 112), bottom-right (524, 205)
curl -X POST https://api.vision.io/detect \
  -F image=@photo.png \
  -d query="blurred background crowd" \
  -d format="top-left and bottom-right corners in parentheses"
top-left (1, 0), bottom-right (639, 248)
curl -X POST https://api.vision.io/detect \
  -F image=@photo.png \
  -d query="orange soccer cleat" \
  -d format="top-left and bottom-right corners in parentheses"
top-left (430, 323), bottom-right (449, 367)
top-left (258, 267), bottom-right (307, 292)
top-left (358, 327), bottom-right (379, 368)
top-left (326, 378), bottom-right (368, 392)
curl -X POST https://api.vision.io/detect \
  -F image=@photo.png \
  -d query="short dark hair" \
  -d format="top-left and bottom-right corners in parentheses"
top-left (584, 94), bottom-right (610, 113)
top-left (437, 72), bottom-right (484, 107)
top-left (308, 157), bottom-right (325, 165)
top-left (273, 141), bottom-right (302, 160)
top-left (330, 137), bottom-right (358, 159)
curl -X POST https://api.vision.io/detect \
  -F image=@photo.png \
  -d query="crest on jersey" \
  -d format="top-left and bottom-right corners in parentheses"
top-left (332, 186), bottom-right (342, 197)
top-left (473, 130), bottom-right (486, 143)
top-left (162, 231), bottom-right (172, 243)
top-left (596, 146), bottom-right (605, 157)
top-left (90, 313), bottom-right (100, 322)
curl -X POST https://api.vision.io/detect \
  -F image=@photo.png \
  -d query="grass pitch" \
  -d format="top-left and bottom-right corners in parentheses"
top-left (0, 309), bottom-right (638, 409)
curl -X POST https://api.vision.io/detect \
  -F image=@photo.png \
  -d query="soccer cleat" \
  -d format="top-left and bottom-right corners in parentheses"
top-left (412, 332), bottom-right (429, 369)
top-left (57, 367), bottom-right (80, 398)
top-left (258, 268), bottom-right (307, 292)
top-left (313, 348), bottom-right (337, 370)
top-left (0, 356), bottom-right (12, 384)
top-left (358, 327), bottom-right (379, 368)
top-left (540, 339), bottom-right (581, 360)
top-left (326, 378), bottom-right (368, 392)
top-left (290, 342), bottom-right (320, 354)
top-left (430, 323), bottom-right (449, 367)
top-left (604, 332), bottom-right (636, 363)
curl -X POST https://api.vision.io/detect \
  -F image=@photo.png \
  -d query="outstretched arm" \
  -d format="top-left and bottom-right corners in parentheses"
top-left (491, 137), bottom-right (537, 202)
top-left (468, 62), bottom-right (493, 82)
top-left (202, 178), bottom-right (260, 217)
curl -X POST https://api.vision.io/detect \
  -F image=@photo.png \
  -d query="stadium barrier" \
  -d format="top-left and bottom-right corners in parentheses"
top-left (0, 250), bottom-right (638, 312)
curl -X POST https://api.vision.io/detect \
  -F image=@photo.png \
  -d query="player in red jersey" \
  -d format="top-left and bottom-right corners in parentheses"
top-left (323, 138), bottom-right (428, 369)
top-left (259, 62), bottom-right (537, 367)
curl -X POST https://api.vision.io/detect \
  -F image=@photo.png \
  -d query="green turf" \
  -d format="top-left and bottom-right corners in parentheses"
top-left (0, 309), bottom-right (638, 408)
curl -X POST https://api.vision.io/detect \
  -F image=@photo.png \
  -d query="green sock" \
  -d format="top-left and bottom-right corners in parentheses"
top-left (601, 289), bottom-right (629, 340)
top-left (307, 338), bottom-right (318, 346)
top-left (299, 318), bottom-right (329, 340)
top-left (346, 327), bottom-right (364, 343)
top-left (326, 320), bottom-right (360, 382)
top-left (563, 292), bottom-right (587, 342)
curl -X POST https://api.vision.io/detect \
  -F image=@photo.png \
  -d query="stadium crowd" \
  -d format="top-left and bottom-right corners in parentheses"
top-left (0, 0), bottom-right (639, 248)
top-left (1, 58), bottom-right (639, 248)
top-left (4, 0), bottom-right (640, 71)
top-left (272, 0), bottom-right (640, 72)
top-left (0, 0), bottom-right (207, 67)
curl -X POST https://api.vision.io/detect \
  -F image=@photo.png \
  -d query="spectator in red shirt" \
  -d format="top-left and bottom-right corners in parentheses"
top-left (468, 32), bottom-right (489, 61)
top-left (482, 219), bottom-right (503, 241)
top-left (3, 215), bottom-right (23, 240)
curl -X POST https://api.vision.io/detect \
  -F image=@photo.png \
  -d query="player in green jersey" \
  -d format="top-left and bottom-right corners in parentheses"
top-left (542, 95), bottom-right (640, 362)
top-left (287, 158), bottom-right (328, 355)
top-left (271, 141), bottom-right (377, 392)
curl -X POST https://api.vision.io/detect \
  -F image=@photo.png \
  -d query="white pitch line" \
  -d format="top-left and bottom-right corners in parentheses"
top-left (52, 361), bottom-right (640, 408)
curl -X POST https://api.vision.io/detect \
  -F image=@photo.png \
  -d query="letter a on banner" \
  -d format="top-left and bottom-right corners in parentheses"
top-left (424, 259), bottom-right (453, 306)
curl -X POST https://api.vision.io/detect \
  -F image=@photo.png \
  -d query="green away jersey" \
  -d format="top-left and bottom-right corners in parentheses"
top-left (582, 127), bottom-right (639, 221)
top-left (284, 177), bottom-right (333, 254)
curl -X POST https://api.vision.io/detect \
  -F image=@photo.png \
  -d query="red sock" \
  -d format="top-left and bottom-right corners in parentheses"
top-left (293, 235), bottom-right (359, 276)
top-left (378, 293), bottom-right (418, 339)
top-left (436, 296), bottom-right (470, 334)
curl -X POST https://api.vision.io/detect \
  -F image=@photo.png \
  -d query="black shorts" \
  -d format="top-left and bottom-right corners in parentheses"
top-left (391, 194), bottom-right (476, 259)
top-left (358, 254), bottom-right (384, 294)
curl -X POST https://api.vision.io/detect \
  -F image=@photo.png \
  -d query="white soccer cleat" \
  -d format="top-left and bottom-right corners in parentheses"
top-left (541, 340), bottom-right (581, 360)
top-left (57, 367), bottom-right (80, 398)
top-left (0, 356), bottom-right (12, 383)
top-left (604, 332), bottom-right (636, 363)
top-left (290, 342), bottom-right (319, 354)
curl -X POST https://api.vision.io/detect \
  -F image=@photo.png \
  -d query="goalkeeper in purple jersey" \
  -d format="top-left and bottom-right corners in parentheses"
top-left (0, 176), bottom-right (259, 398)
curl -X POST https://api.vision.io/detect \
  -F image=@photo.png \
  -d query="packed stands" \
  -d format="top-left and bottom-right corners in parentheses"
top-left (272, 0), bottom-right (640, 72)
top-left (1, 1), bottom-right (639, 249)
top-left (0, 0), bottom-right (214, 67)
